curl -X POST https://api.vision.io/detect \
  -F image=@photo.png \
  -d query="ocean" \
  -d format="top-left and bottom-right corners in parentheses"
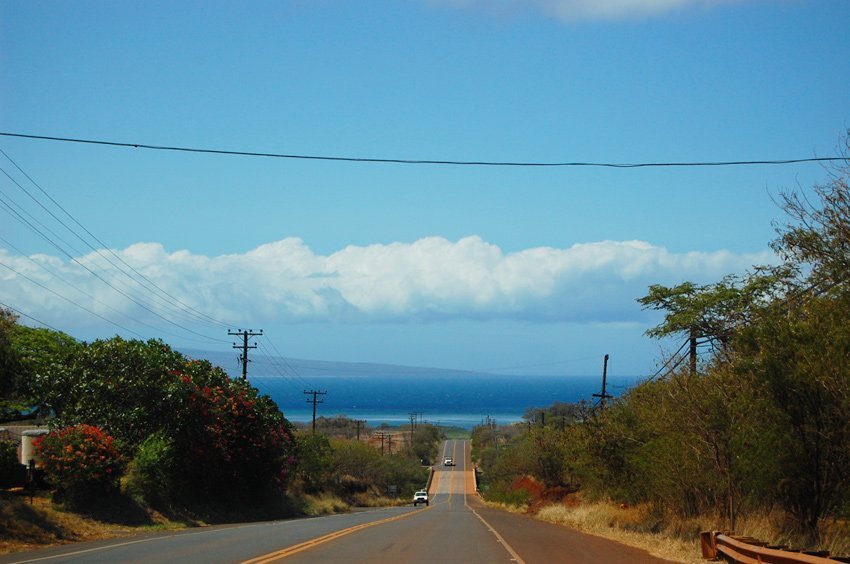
top-left (249, 374), bottom-right (639, 429)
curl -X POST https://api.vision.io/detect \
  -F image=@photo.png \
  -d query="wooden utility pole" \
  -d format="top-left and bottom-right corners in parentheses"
top-left (304, 390), bottom-right (327, 433)
top-left (228, 329), bottom-right (263, 380)
top-left (356, 419), bottom-right (363, 441)
top-left (593, 354), bottom-right (613, 407)
top-left (375, 432), bottom-right (390, 455)
top-left (689, 327), bottom-right (698, 376)
top-left (409, 412), bottom-right (417, 449)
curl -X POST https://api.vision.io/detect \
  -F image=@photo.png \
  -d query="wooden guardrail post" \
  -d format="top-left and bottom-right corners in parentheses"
top-left (700, 531), bottom-right (718, 560)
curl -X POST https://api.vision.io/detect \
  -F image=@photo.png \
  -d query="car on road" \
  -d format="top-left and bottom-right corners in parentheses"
top-left (413, 490), bottom-right (429, 506)
top-left (443, 457), bottom-right (454, 466)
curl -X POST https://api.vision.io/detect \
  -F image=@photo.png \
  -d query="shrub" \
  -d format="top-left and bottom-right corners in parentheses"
top-left (123, 432), bottom-right (175, 503)
top-left (171, 375), bottom-right (297, 499)
top-left (35, 424), bottom-right (124, 503)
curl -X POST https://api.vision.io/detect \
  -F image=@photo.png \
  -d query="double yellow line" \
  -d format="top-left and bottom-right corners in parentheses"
top-left (242, 505), bottom-right (433, 563)
top-left (243, 440), bottom-right (468, 563)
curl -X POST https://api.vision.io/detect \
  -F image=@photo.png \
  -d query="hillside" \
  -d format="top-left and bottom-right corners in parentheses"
top-left (180, 348), bottom-right (491, 379)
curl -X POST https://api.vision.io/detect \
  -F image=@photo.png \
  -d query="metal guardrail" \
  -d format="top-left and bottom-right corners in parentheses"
top-left (701, 531), bottom-right (850, 563)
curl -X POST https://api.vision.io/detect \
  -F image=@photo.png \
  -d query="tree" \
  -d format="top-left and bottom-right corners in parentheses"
top-left (772, 135), bottom-right (850, 293)
top-left (733, 292), bottom-right (850, 540)
top-left (32, 337), bottom-right (188, 445)
top-left (293, 432), bottom-right (334, 493)
top-left (638, 274), bottom-right (780, 361)
top-left (0, 308), bottom-right (24, 403)
top-left (30, 336), bottom-right (298, 501)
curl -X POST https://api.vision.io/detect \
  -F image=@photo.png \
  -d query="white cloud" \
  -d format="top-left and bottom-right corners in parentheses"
top-left (427, 0), bottom-right (744, 22)
top-left (1, 236), bottom-right (773, 333)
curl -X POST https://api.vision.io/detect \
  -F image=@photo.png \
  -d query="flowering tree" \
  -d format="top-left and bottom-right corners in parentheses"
top-left (172, 372), bottom-right (296, 497)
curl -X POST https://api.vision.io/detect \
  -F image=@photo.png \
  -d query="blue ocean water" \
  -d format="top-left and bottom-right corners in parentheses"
top-left (250, 374), bottom-right (639, 429)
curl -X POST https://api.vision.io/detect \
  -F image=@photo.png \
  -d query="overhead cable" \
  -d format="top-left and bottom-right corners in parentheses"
top-left (0, 150), bottom-right (233, 329)
top-left (0, 301), bottom-right (68, 334)
top-left (0, 261), bottom-right (146, 338)
top-left (1, 131), bottom-right (844, 169)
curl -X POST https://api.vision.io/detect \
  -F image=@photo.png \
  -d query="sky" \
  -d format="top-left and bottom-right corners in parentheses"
top-left (1, 0), bottom-right (848, 380)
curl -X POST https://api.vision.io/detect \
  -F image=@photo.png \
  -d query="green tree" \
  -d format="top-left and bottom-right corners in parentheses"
top-left (733, 293), bottom-right (850, 539)
top-left (0, 308), bottom-right (24, 405)
top-left (293, 432), bottom-right (334, 493)
top-left (638, 274), bottom-right (779, 358)
top-left (31, 337), bottom-right (187, 444)
top-left (30, 336), bottom-right (297, 501)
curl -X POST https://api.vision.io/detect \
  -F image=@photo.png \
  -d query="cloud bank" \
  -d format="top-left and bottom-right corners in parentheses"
top-left (428, 0), bottom-right (744, 22)
top-left (1, 236), bottom-right (772, 333)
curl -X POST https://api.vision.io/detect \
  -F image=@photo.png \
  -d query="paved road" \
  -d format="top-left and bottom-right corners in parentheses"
top-left (0, 440), bottom-right (672, 563)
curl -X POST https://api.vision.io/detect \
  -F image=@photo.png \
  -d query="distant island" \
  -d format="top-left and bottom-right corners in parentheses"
top-left (180, 348), bottom-right (493, 379)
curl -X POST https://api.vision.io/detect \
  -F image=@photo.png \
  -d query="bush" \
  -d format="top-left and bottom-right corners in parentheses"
top-left (29, 337), bottom-right (298, 503)
top-left (35, 424), bottom-right (124, 504)
top-left (171, 376), bottom-right (296, 499)
top-left (123, 432), bottom-right (174, 503)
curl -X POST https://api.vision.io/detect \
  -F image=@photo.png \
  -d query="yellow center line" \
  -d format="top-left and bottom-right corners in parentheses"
top-left (447, 440), bottom-right (459, 502)
top-left (241, 505), bottom-right (434, 563)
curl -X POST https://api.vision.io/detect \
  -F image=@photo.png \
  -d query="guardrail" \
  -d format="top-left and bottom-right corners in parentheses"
top-left (700, 531), bottom-right (850, 563)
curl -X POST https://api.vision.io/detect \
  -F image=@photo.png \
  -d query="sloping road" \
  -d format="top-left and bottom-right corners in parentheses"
top-left (0, 440), bottom-right (672, 563)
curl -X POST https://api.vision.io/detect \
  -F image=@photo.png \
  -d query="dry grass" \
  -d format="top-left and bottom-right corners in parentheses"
top-left (533, 501), bottom-right (703, 564)
top-left (731, 511), bottom-right (850, 556)
top-left (0, 491), bottom-right (183, 556)
top-left (300, 493), bottom-right (350, 516)
top-left (505, 498), bottom-right (850, 563)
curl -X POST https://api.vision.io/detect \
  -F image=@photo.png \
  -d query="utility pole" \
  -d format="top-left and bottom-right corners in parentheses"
top-left (356, 419), bottom-right (364, 441)
top-left (304, 390), bottom-right (327, 433)
top-left (409, 412), bottom-right (417, 449)
top-left (228, 329), bottom-right (263, 380)
top-left (593, 354), bottom-right (613, 407)
top-left (689, 327), bottom-right (698, 376)
top-left (375, 432), bottom-right (390, 455)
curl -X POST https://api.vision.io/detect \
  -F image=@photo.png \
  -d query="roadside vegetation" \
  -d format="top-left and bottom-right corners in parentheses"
top-left (0, 318), bottom-right (437, 553)
top-left (473, 142), bottom-right (850, 558)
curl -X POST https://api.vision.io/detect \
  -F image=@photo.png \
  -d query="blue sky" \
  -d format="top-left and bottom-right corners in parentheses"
top-left (1, 0), bottom-right (848, 379)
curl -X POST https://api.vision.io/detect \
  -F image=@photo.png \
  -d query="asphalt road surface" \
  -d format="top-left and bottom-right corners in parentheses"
top-left (0, 440), bottom-right (672, 563)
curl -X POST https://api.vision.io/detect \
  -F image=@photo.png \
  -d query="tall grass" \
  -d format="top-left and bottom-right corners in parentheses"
top-left (300, 493), bottom-right (350, 516)
top-left (535, 501), bottom-right (703, 564)
top-left (533, 499), bottom-right (850, 562)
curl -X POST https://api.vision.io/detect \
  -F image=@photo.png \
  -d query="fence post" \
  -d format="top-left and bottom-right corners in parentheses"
top-left (700, 530), bottom-right (718, 560)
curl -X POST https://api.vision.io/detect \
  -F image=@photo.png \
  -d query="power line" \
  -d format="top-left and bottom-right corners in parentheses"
top-left (0, 301), bottom-right (69, 334)
top-left (0, 261), bottom-right (146, 338)
top-left (0, 235), bottom-right (197, 340)
top-left (0, 196), bottom-right (226, 343)
top-left (1, 131), bottom-right (844, 169)
top-left (253, 343), bottom-right (306, 391)
top-left (0, 150), bottom-right (234, 330)
top-left (645, 338), bottom-right (692, 382)
top-left (256, 337), bottom-right (313, 389)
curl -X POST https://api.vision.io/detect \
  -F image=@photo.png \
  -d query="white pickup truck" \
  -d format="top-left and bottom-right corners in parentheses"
top-left (413, 490), bottom-right (429, 506)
